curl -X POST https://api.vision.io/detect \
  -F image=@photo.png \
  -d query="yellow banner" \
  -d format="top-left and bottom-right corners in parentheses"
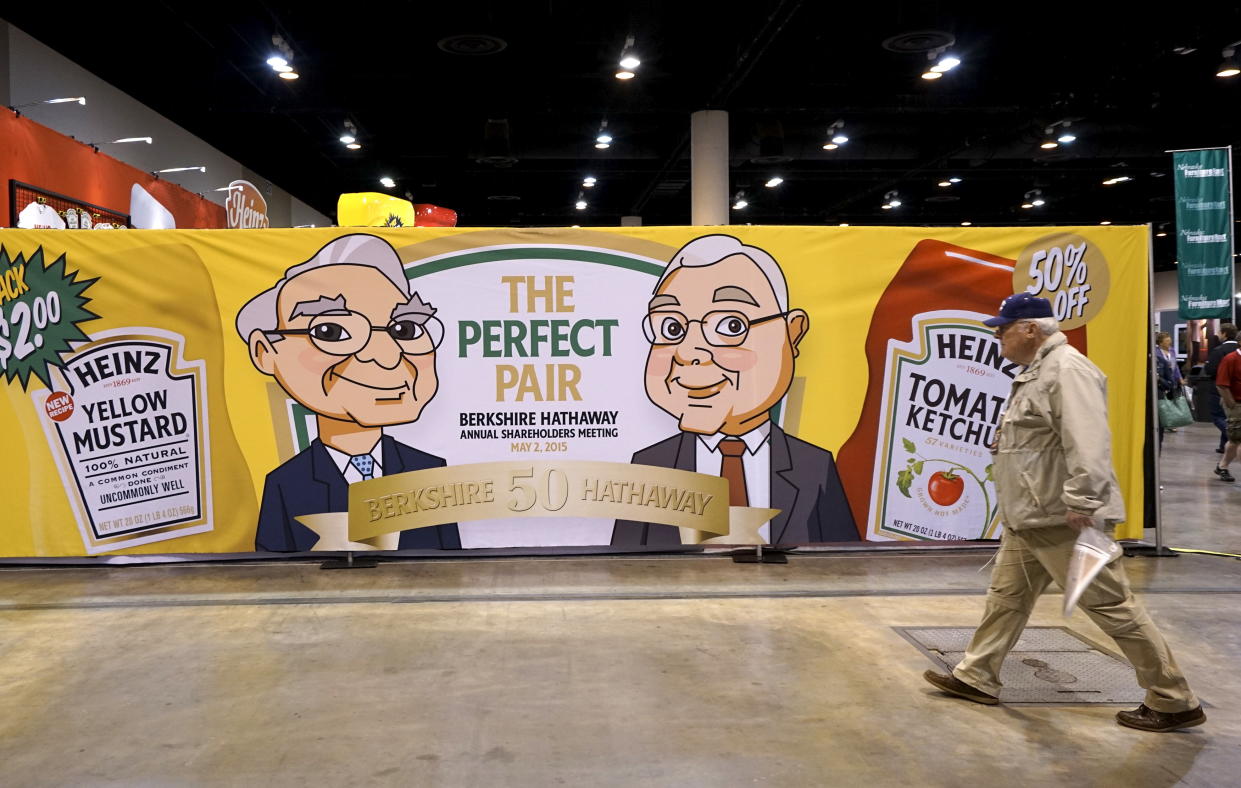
top-left (0, 225), bottom-right (1152, 555)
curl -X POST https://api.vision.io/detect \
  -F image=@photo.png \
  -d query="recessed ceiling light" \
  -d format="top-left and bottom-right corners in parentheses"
top-left (961, 221), bottom-right (972, 226)
top-left (1021, 203), bottom-right (1034, 209)
top-left (619, 55), bottom-right (640, 70)
top-left (575, 200), bottom-right (588, 210)
top-left (1057, 133), bottom-right (1077, 143)
top-left (340, 135), bottom-right (356, 144)
top-left (1100, 220), bottom-right (1112, 225)
top-left (615, 70), bottom-right (635, 80)
top-left (765, 177), bottom-right (784, 188)
top-left (273, 64), bottom-right (293, 73)
top-left (938, 180), bottom-right (951, 187)
top-left (1156, 231), bottom-right (1168, 237)
top-left (921, 71), bottom-right (943, 80)
top-left (266, 56), bottom-right (288, 68)
top-left (594, 142), bottom-right (610, 150)
top-left (822, 143), bottom-right (839, 150)
top-left (948, 177), bottom-right (962, 183)
top-left (838, 223), bottom-right (849, 226)
top-left (1040, 141), bottom-right (1058, 149)
top-left (278, 71), bottom-right (299, 80)
top-left (733, 200), bottom-right (748, 210)
top-left (346, 143), bottom-right (361, 150)
top-left (380, 177), bottom-right (395, 188)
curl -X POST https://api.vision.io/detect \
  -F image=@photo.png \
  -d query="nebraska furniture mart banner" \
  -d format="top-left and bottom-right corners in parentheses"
top-left (0, 226), bottom-right (1147, 557)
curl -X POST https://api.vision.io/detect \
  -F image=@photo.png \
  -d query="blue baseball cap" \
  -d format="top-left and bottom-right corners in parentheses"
top-left (982, 292), bottom-right (1054, 327)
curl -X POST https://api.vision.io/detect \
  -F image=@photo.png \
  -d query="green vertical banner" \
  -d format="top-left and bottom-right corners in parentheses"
top-left (1173, 147), bottom-right (1235, 319)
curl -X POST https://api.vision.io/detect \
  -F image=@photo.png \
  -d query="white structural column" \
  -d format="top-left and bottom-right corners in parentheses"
top-left (691, 110), bottom-right (729, 226)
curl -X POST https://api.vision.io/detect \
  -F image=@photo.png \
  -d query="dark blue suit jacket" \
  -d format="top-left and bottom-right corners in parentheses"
top-left (610, 424), bottom-right (858, 547)
top-left (255, 436), bottom-right (461, 552)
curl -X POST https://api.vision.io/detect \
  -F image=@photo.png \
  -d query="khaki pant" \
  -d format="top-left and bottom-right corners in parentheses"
top-left (953, 525), bottom-right (1197, 713)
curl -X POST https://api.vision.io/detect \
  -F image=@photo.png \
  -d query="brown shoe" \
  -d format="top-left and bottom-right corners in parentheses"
top-left (1116, 704), bottom-right (1206, 732)
top-left (923, 670), bottom-right (1000, 705)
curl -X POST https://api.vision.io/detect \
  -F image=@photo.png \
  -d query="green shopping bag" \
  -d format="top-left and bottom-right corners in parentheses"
top-left (1158, 394), bottom-right (1194, 429)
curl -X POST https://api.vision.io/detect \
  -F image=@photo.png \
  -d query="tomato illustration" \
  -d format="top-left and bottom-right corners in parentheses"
top-left (927, 471), bottom-right (964, 506)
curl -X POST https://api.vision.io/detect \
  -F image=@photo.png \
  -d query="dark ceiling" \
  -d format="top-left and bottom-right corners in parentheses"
top-left (6, 2), bottom-right (1241, 270)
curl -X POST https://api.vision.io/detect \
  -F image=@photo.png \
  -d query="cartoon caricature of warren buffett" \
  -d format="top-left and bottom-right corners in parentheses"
top-left (611, 234), bottom-right (857, 546)
top-left (236, 233), bottom-right (461, 552)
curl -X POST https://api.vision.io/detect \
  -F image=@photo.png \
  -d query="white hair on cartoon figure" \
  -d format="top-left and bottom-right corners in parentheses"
top-left (235, 233), bottom-right (412, 340)
top-left (654, 234), bottom-right (789, 311)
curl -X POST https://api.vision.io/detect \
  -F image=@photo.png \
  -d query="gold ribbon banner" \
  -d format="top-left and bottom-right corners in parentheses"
top-left (296, 461), bottom-right (779, 550)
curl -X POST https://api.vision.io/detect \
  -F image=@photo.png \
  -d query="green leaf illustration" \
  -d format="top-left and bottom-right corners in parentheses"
top-left (902, 438), bottom-right (916, 454)
top-left (0, 246), bottom-right (99, 390)
top-left (911, 461), bottom-right (924, 475)
top-left (896, 469), bottom-right (913, 497)
top-left (985, 464), bottom-right (994, 481)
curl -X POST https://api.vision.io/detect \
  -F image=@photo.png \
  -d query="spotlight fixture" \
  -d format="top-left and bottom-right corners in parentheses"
top-left (9, 96), bottom-right (86, 115)
top-left (733, 199), bottom-right (748, 210)
top-left (339, 120), bottom-right (361, 149)
top-left (268, 35), bottom-right (299, 80)
top-left (1218, 44), bottom-right (1241, 78)
top-left (961, 221), bottom-right (972, 226)
top-left (881, 189), bottom-right (901, 209)
top-left (830, 122), bottom-right (848, 145)
top-left (948, 177), bottom-right (962, 183)
top-left (938, 180), bottom-right (951, 188)
top-left (380, 176), bottom-right (396, 188)
top-left (595, 120), bottom-right (613, 149)
top-left (1100, 220), bottom-right (1112, 225)
top-left (617, 36), bottom-right (641, 79)
top-left (1040, 139), bottom-right (1059, 150)
top-left (822, 143), bottom-right (839, 151)
top-left (765, 176), bottom-right (784, 188)
top-left (1156, 231), bottom-right (1168, 237)
top-left (575, 198), bottom-right (588, 210)
top-left (921, 46), bottom-right (960, 80)
top-left (1021, 189), bottom-right (1045, 209)
top-left (156, 166), bottom-right (206, 174)
top-left (110, 137), bottom-right (152, 144)
top-left (1102, 176), bottom-right (1133, 185)
top-left (583, 176), bottom-right (597, 188)
top-left (838, 223), bottom-right (849, 227)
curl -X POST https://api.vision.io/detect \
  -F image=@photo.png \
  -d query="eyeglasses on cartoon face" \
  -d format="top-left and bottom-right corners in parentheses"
top-left (267, 311), bottom-right (445, 356)
top-left (642, 309), bottom-right (790, 347)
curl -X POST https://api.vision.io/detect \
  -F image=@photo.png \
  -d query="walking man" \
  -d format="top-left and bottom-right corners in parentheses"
top-left (923, 293), bottom-right (1205, 732)
top-left (1215, 329), bottom-right (1241, 483)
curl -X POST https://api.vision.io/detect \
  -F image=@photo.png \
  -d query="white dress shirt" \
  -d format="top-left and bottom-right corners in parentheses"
top-left (695, 422), bottom-right (772, 541)
top-left (323, 442), bottom-right (385, 484)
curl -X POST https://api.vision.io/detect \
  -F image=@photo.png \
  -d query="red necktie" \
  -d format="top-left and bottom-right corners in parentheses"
top-left (718, 439), bottom-right (749, 507)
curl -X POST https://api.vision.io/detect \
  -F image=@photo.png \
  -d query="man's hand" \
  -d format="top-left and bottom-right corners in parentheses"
top-left (1066, 511), bottom-right (1095, 532)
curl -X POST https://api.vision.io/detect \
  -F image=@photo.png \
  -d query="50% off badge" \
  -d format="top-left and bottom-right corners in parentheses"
top-left (1014, 232), bottom-right (1111, 331)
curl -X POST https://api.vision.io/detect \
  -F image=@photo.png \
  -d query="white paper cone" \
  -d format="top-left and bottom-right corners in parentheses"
top-left (1063, 526), bottom-right (1123, 616)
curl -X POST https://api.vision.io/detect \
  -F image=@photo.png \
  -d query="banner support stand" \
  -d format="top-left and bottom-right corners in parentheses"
top-left (321, 550), bottom-right (379, 570)
top-left (732, 543), bottom-right (789, 564)
top-left (1127, 223), bottom-right (1177, 559)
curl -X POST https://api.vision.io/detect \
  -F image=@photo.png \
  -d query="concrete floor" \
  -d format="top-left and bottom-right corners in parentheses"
top-left (0, 423), bottom-right (1237, 787)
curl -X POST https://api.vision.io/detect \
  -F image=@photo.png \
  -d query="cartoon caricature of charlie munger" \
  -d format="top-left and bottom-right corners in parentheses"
top-left (236, 233), bottom-right (460, 552)
top-left (611, 234), bottom-right (857, 547)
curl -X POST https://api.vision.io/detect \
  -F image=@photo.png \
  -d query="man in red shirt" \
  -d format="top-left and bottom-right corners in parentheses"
top-left (1215, 345), bottom-right (1241, 481)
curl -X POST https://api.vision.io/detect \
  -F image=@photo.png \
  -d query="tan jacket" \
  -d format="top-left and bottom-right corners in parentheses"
top-left (994, 332), bottom-right (1126, 529)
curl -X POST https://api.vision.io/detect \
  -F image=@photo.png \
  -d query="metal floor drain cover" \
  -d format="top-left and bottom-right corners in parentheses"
top-left (899, 626), bottom-right (1144, 705)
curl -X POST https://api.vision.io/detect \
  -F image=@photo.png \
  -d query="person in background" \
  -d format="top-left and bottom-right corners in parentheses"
top-left (1214, 329), bottom-right (1241, 484)
top-left (1154, 332), bottom-right (1183, 451)
top-left (1204, 324), bottom-right (1239, 456)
